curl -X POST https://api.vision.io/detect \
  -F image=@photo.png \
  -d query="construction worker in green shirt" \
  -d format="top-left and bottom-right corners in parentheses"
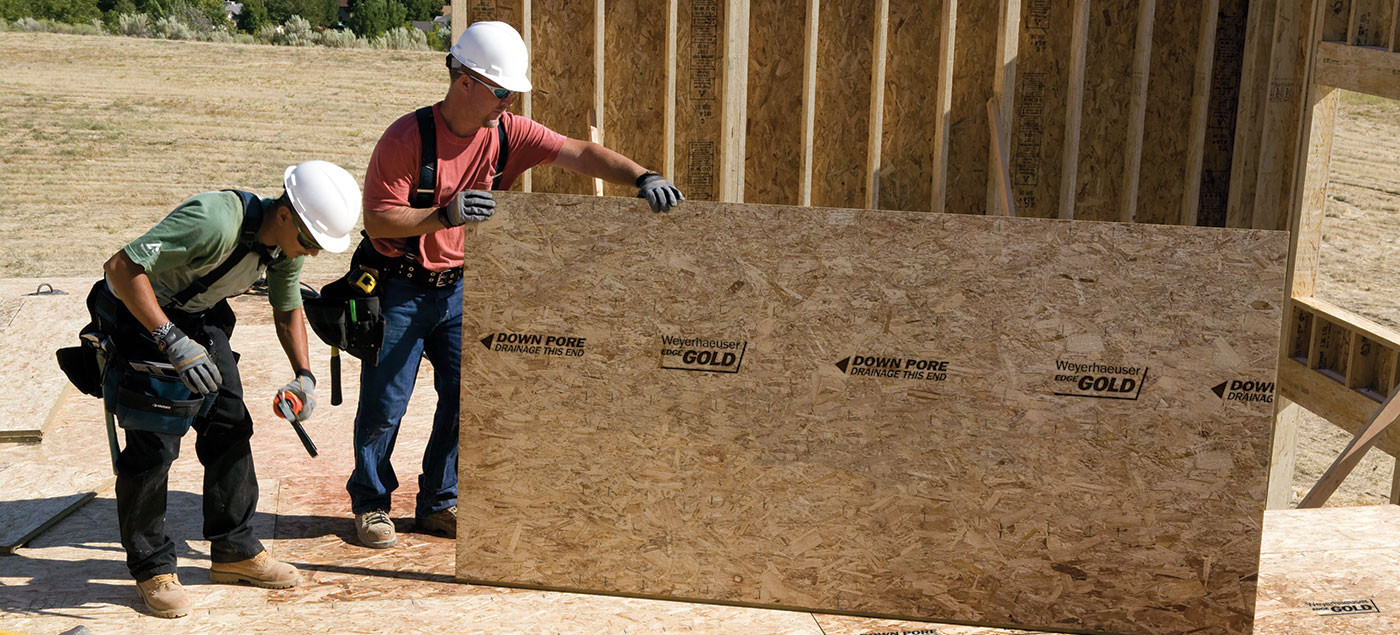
top-left (84, 160), bottom-right (361, 618)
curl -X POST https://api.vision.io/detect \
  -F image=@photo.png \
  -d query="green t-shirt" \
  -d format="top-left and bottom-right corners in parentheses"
top-left (116, 191), bottom-right (305, 313)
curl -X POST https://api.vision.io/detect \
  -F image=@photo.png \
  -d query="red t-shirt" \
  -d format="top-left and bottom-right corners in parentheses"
top-left (362, 106), bottom-right (565, 270)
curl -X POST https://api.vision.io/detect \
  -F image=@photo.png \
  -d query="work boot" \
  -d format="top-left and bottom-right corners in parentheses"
top-left (135, 573), bottom-right (190, 618)
top-left (355, 509), bottom-right (396, 548)
top-left (209, 550), bottom-right (301, 589)
top-left (415, 505), bottom-right (457, 538)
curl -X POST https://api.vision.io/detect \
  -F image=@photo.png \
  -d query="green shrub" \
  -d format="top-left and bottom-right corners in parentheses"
top-left (231, 31), bottom-right (252, 43)
top-left (152, 14), bottom-right (193, 39)
top-left (115, 10), bottom-right (148, 35)
top-left (1, 0), bottom-right (101, 24)
top-left (0, 17), bottom-right (8, 30)
top-left (369, 25), bottom-right (423, 50)
top-left (251, 20), bottom-right (275, 43)
top-left (315, 27), bottom-right (361, 48)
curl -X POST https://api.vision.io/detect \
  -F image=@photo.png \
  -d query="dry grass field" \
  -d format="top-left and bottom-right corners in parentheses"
top-left (1, 31), bottom-right (1397, 506)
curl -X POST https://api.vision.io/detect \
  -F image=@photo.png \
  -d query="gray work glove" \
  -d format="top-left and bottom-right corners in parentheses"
top-left (277, 371), bottom-right (316, 422)
top-left (636, 172), bottom-right (683, 213)
top-left (156, 325), bottom-right (222, 395)
top-left (437, 189), bottom-right (495, 227)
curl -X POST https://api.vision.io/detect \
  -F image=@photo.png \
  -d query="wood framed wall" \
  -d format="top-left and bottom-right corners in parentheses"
top-left (449, 2), bottom-right (1400, 504)
top-left (452, 1), bottom-right (1296, 229)
top-left (1265, 0), bottom-right (1400, 506)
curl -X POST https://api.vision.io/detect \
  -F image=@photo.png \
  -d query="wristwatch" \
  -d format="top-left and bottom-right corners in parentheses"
top-left (150, 321), bottom-right (176, 342)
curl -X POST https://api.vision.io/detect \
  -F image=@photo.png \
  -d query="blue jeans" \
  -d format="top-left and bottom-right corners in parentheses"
top-left (346, 276), bottom-right (461, 518)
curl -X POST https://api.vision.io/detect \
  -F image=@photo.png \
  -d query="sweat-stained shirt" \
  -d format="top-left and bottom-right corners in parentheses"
top-left (114, 191), bottom-right (305, 313)
top-left (361, 106), bottom-right (566, 271)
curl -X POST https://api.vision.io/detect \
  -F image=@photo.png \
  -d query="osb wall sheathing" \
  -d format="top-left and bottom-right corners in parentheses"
top-left (456, 192), bottom-right (1290, 635)
top-left (876, 0), bottom-right (942, 213)
top-left (1197, 0), bottom-right (1250, 228)
top-left (743, 0), bottom-right (806, 206)
top-left (1073, 0), bottom-right (1141, 222)
top-left (529, 0), bottom-right (595, 196)
top-left (1136, 1), bottom-right (1208, 225)
top-left (810, 0), bottom-right (875, 209)
top-left (946, 2), bottom-right (999, 214)
top-left (674, 0), bottom-right (725, 202)
top-left (602, 0), bottom-right (668, 199)
top-left (1009, 0), bottom-right (1075, 220)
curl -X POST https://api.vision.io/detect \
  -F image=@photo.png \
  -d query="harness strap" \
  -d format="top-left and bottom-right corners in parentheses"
top-left (169, 190), bottom-right (276, 307)
top-left (406, 106), bottom-right (511, 258)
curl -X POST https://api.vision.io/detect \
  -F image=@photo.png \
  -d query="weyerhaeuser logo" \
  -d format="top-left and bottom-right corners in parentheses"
top-left (659, 335), bottom-right (747, 373)
top-left (1052, 359), bottom-right (1148, 400)
top-left (480, 332), bottom-right (586, 357)
top-left (1307, 599), bottom-right (1379, 616)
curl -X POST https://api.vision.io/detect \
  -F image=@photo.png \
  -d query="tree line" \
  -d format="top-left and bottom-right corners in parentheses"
top-left (0, 0), bottom-right (447, 41)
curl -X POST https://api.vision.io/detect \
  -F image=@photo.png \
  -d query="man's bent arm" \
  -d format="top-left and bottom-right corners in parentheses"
top-left (364, 206), bottom-right (447, 238)
top-left (550, 138), bottom-right (650, 186)
top-left (273, 307), bottom-right (313, 375)
top-left (103, 251), bottom-right (173, 332)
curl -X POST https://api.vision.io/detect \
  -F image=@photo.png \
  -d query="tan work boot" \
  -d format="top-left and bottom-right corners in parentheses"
top-left (355, 509), bottom-right (396, 548)
top-left (136, 573), bottom-right (190, 618)
top-left (415, 505), bottom-right (457, 538)
top-left (209, 550), bottom-right (301, 589)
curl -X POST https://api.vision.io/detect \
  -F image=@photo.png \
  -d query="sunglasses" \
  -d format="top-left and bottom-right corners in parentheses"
top-left (293, 216), bottom-right (322, 251)
top-left (469, 74), bottom-right (512, 100)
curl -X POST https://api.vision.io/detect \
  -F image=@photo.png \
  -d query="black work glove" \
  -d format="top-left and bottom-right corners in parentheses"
top-left (636, 172), bottom-right (684, 213)
top-left (156, 325), bottom-right (222, 395)
top-left (436, 189), bottom-right (495, 227)
top-left (277, 370), bottom-right (316, 422)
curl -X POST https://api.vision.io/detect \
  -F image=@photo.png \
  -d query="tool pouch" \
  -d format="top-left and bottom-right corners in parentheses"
top-left (103, 365), bottom-right (213, 436)
top-left (56, 345), bottom-right (102, 398)
top-left (303, 242), bottom-right (385, 365)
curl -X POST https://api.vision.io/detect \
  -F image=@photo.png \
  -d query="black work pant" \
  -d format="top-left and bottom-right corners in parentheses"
top-left (87, 281), bottom-right (264, 582)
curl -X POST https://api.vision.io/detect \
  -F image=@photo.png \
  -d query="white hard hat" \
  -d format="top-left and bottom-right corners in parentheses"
top-left (449, 21), bottom-right (532, 93)
top-left (282, 160), bottom-right (360, 254)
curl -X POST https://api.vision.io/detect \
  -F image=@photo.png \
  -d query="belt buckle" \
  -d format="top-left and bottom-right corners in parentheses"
top-left (434, 272), bottom-right (451, 288)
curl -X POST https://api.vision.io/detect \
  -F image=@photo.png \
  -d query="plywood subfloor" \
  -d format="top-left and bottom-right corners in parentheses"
top-left (455, 193), bottom-right (1289, 634)
top-left (0, 277), bottom-right (91, 443)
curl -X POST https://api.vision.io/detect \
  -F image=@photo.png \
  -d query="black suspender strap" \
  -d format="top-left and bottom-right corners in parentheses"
top-left (412, 106), bottom-right (437, 209)
top-left (492, 122), bottom-right (509, 190)
top-left (169, 190), bottom-right (269, 307)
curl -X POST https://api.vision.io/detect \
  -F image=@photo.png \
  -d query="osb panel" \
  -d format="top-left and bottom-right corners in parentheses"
top-left (456, 192), bottom-right (1289, 635)
top-left (877, 0), bottom-right (942, 213)
top-left (1197, 0), bottom-right (1250, 228)
top-left (946, 1), bottom-right (999, 214)
top-left (814, 614), bottom-right (1063, 635)
top-left (459, 0), bottom-right (525, 31)
top-left (0, 391), bottom-right (112, 552)
top-left (674, 0), bottom-right (725, 201)
top-left (1008, 0), bottom-right (1073, 220)
top-left (1254, 506), bottom-right (1400, 634)
top-left (602, 0), bottom-right (668, 199)
top-left (743, 0), bottom-right (807, 206)
top-left (0, 290), bottom-right (87, 442)
top-left (1257, 549), bottom-right (1400, 634)
top-left (1136, 1), bottom-right (1207, 225)
top-left (1323, 0), bottom-right (1353, 41)
top-left (810, 0), bottom-right (875, 209)
top-left (527, 0), bottom-right (595, 196)
top-left (1073, 0), bottom-right (1139, 222)
top-left (1260, 506), bottom-right (1400, 554)
top-left (1349, 0), bottom-right (1394, 48)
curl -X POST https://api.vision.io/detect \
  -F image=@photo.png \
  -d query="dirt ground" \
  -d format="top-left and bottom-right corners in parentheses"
top-left (0, 32), bottom-right (1396, 506)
